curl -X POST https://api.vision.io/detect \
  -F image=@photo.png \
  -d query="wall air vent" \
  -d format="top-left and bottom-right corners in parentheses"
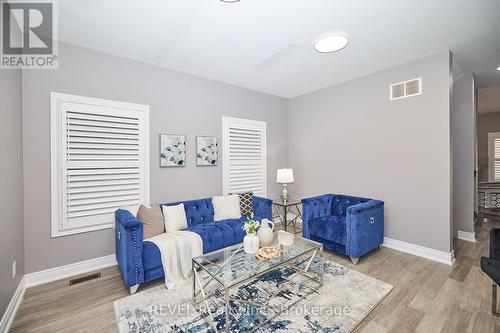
top-left (390, 77), bottom-right (422, 101)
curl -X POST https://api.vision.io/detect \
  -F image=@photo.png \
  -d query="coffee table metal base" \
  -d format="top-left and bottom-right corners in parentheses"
top-left (192, 246), bottom-right (323, 333)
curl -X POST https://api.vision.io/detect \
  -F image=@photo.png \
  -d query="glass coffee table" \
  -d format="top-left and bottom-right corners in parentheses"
top-left (192, 235), bottom-right (323, 332)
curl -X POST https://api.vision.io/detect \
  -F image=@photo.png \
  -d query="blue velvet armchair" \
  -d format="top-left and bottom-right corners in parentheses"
top-left (302, 194), bottom-right (384, 264)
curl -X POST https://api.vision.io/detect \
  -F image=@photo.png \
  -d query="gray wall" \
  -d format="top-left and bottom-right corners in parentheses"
top-left (17, 44), bottom-right (461, 274)
top-left (289, 50), bottom-right (452, 253)
top-left (477, 112), bottom-right (500, 182)
top-left (0, 69), bottom-right (25, 316)
top-left (22, 42), bottom-right (289, 273)
top-left (451, 73), bottom-right (475, 236)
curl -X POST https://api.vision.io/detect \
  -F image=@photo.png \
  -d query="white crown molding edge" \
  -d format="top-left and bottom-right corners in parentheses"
top-left (457, 231), bottom-right (476, 243)
top-left (24, 254), bottom-right (117, 288)
top-left (382, 237), bottom-right (455, 266)
top-left (0, 277), bottom-right (26, 333)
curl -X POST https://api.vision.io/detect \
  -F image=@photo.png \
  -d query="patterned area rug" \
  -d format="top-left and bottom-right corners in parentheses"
top-left (114, 260), bottom-right (393, 332)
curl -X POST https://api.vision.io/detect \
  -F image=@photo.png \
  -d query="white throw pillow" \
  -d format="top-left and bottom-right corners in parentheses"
top-left (162, 203), bottom-right (188, 233)
top-left (213, 195), bottom-right (242, 221)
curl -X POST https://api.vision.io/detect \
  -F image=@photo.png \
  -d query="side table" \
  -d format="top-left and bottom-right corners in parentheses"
top-left (272, 198), bottom-right (302, 233)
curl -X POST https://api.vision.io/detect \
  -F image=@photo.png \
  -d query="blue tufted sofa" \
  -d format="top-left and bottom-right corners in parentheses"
top-left (302, 194), bottom-right (384, 264)
top-left (115, 196), bottom-right (272, 294)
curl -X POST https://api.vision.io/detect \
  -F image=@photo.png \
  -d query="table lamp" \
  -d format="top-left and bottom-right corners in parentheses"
top-left (277, 168), bottom-right (294, 202)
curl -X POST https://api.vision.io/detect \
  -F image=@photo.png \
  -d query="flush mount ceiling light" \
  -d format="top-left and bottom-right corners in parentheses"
top-left (497, 65), bottom-right (500, 71)
top-left (314, 34), bottom-right (349, 53)
top-left (220, 0), bottom-right (240, 2)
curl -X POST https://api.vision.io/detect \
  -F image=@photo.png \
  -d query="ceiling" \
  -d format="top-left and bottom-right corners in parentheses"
top-left (478, 86), bottom-right (500, 114)
top-left (58, 0), bottom-right (500, 98)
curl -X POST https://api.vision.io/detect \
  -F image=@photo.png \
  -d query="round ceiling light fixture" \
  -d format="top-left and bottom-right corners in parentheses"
top-left (497, 65), bottom-right (500, 71)
top-left (220, 0), bottom-right (240, 2)
top-left (314, 34), bottom-right (349, 53)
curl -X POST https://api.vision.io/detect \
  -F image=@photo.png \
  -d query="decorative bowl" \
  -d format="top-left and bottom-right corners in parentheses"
top-left (256, 246), bottom-right (282, 260)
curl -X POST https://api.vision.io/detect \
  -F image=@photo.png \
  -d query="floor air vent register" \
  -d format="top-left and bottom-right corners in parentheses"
top-left (69, 272), bottom-right (101, 286)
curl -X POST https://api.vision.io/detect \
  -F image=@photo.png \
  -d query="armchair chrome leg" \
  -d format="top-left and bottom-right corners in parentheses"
top-left (129, 284), bottom-right (139, 295)
top-left (493, 284), bottom-right (500, 316)
top-left (350, 257), bottom-right (359, 265)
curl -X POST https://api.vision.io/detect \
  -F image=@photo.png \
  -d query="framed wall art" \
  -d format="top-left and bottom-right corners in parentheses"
top-left (160, 134), bottom-right (186, 167)
top-left (196, 136), bottom-right (218, 166)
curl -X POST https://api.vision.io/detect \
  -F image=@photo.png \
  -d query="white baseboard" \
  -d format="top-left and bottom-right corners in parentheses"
top-left (457, 230), bottom-right (476, 243)
top-left (382, 237), bottom-right (455, 266)
top-left (24, 254), bottom-right (117, 288)
top-left (1, 254), bottom-right (118, 333)
top-left (0, 277), bottom-right (26, 333)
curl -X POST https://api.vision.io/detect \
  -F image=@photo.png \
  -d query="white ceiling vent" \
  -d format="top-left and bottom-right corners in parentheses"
top-left (390, 77), bottom-right (422, 101)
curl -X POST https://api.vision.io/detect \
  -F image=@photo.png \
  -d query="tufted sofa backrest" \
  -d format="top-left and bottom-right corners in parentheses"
top-left (301, 194), bottom-right (335, 219)
top-left (302, 194), bottom-right (371, 219)
top-left (331, 195), bottom-right (369, 217)
top-left (161, 198), bottom-right (214, 227)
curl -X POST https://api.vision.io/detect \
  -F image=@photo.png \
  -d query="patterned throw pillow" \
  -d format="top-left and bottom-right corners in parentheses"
top-left (237, 192), bottom-right (254, 217)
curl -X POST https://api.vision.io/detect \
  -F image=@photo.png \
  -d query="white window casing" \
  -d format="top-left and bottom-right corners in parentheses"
top-left (51, 92), bottom-right (150, 237)
top-left (222, 117), bottom-right (267, 197)
top-left (489, 132), bottom-right (500, 182)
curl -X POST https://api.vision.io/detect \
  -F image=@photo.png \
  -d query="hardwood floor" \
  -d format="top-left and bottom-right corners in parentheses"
top-left (10, 218), bottom-right (500, 332)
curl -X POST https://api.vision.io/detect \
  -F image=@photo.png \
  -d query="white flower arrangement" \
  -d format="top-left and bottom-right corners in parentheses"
top-left (242, 213), bottom-right (260, 235)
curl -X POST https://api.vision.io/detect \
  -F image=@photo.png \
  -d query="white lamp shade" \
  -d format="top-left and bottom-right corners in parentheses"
top-left (277, 168), bottom-right (294, 184)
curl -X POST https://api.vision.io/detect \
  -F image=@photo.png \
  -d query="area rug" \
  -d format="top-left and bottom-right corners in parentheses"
top-left (114, 260), bottom-right (393, 332)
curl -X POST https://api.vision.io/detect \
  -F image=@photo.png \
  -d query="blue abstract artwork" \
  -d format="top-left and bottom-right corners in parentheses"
top-left (160, 134), bottom-right (186, 167)
top-left (196, 136), bottom-right (218, 166)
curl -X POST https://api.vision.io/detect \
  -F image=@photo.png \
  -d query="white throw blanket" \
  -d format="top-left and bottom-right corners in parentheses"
top-left (145, 231), bottom-right (203, 288)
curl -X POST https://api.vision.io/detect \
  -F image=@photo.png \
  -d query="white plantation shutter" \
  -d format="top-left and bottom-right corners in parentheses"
top-left (223, 117), bottom-right (266, 196)
top-left (489, 132), bottom-right (500, 181)
top-left (51, 93), bottom-right (150, 237)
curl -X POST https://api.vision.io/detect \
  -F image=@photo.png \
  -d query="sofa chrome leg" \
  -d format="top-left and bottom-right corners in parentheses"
top-left (129, 284), bottom-right (139, 295)
top-left (493, 284), bottom-right (500, 316)
top-left (350, 257), bottom-right (359, 265)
